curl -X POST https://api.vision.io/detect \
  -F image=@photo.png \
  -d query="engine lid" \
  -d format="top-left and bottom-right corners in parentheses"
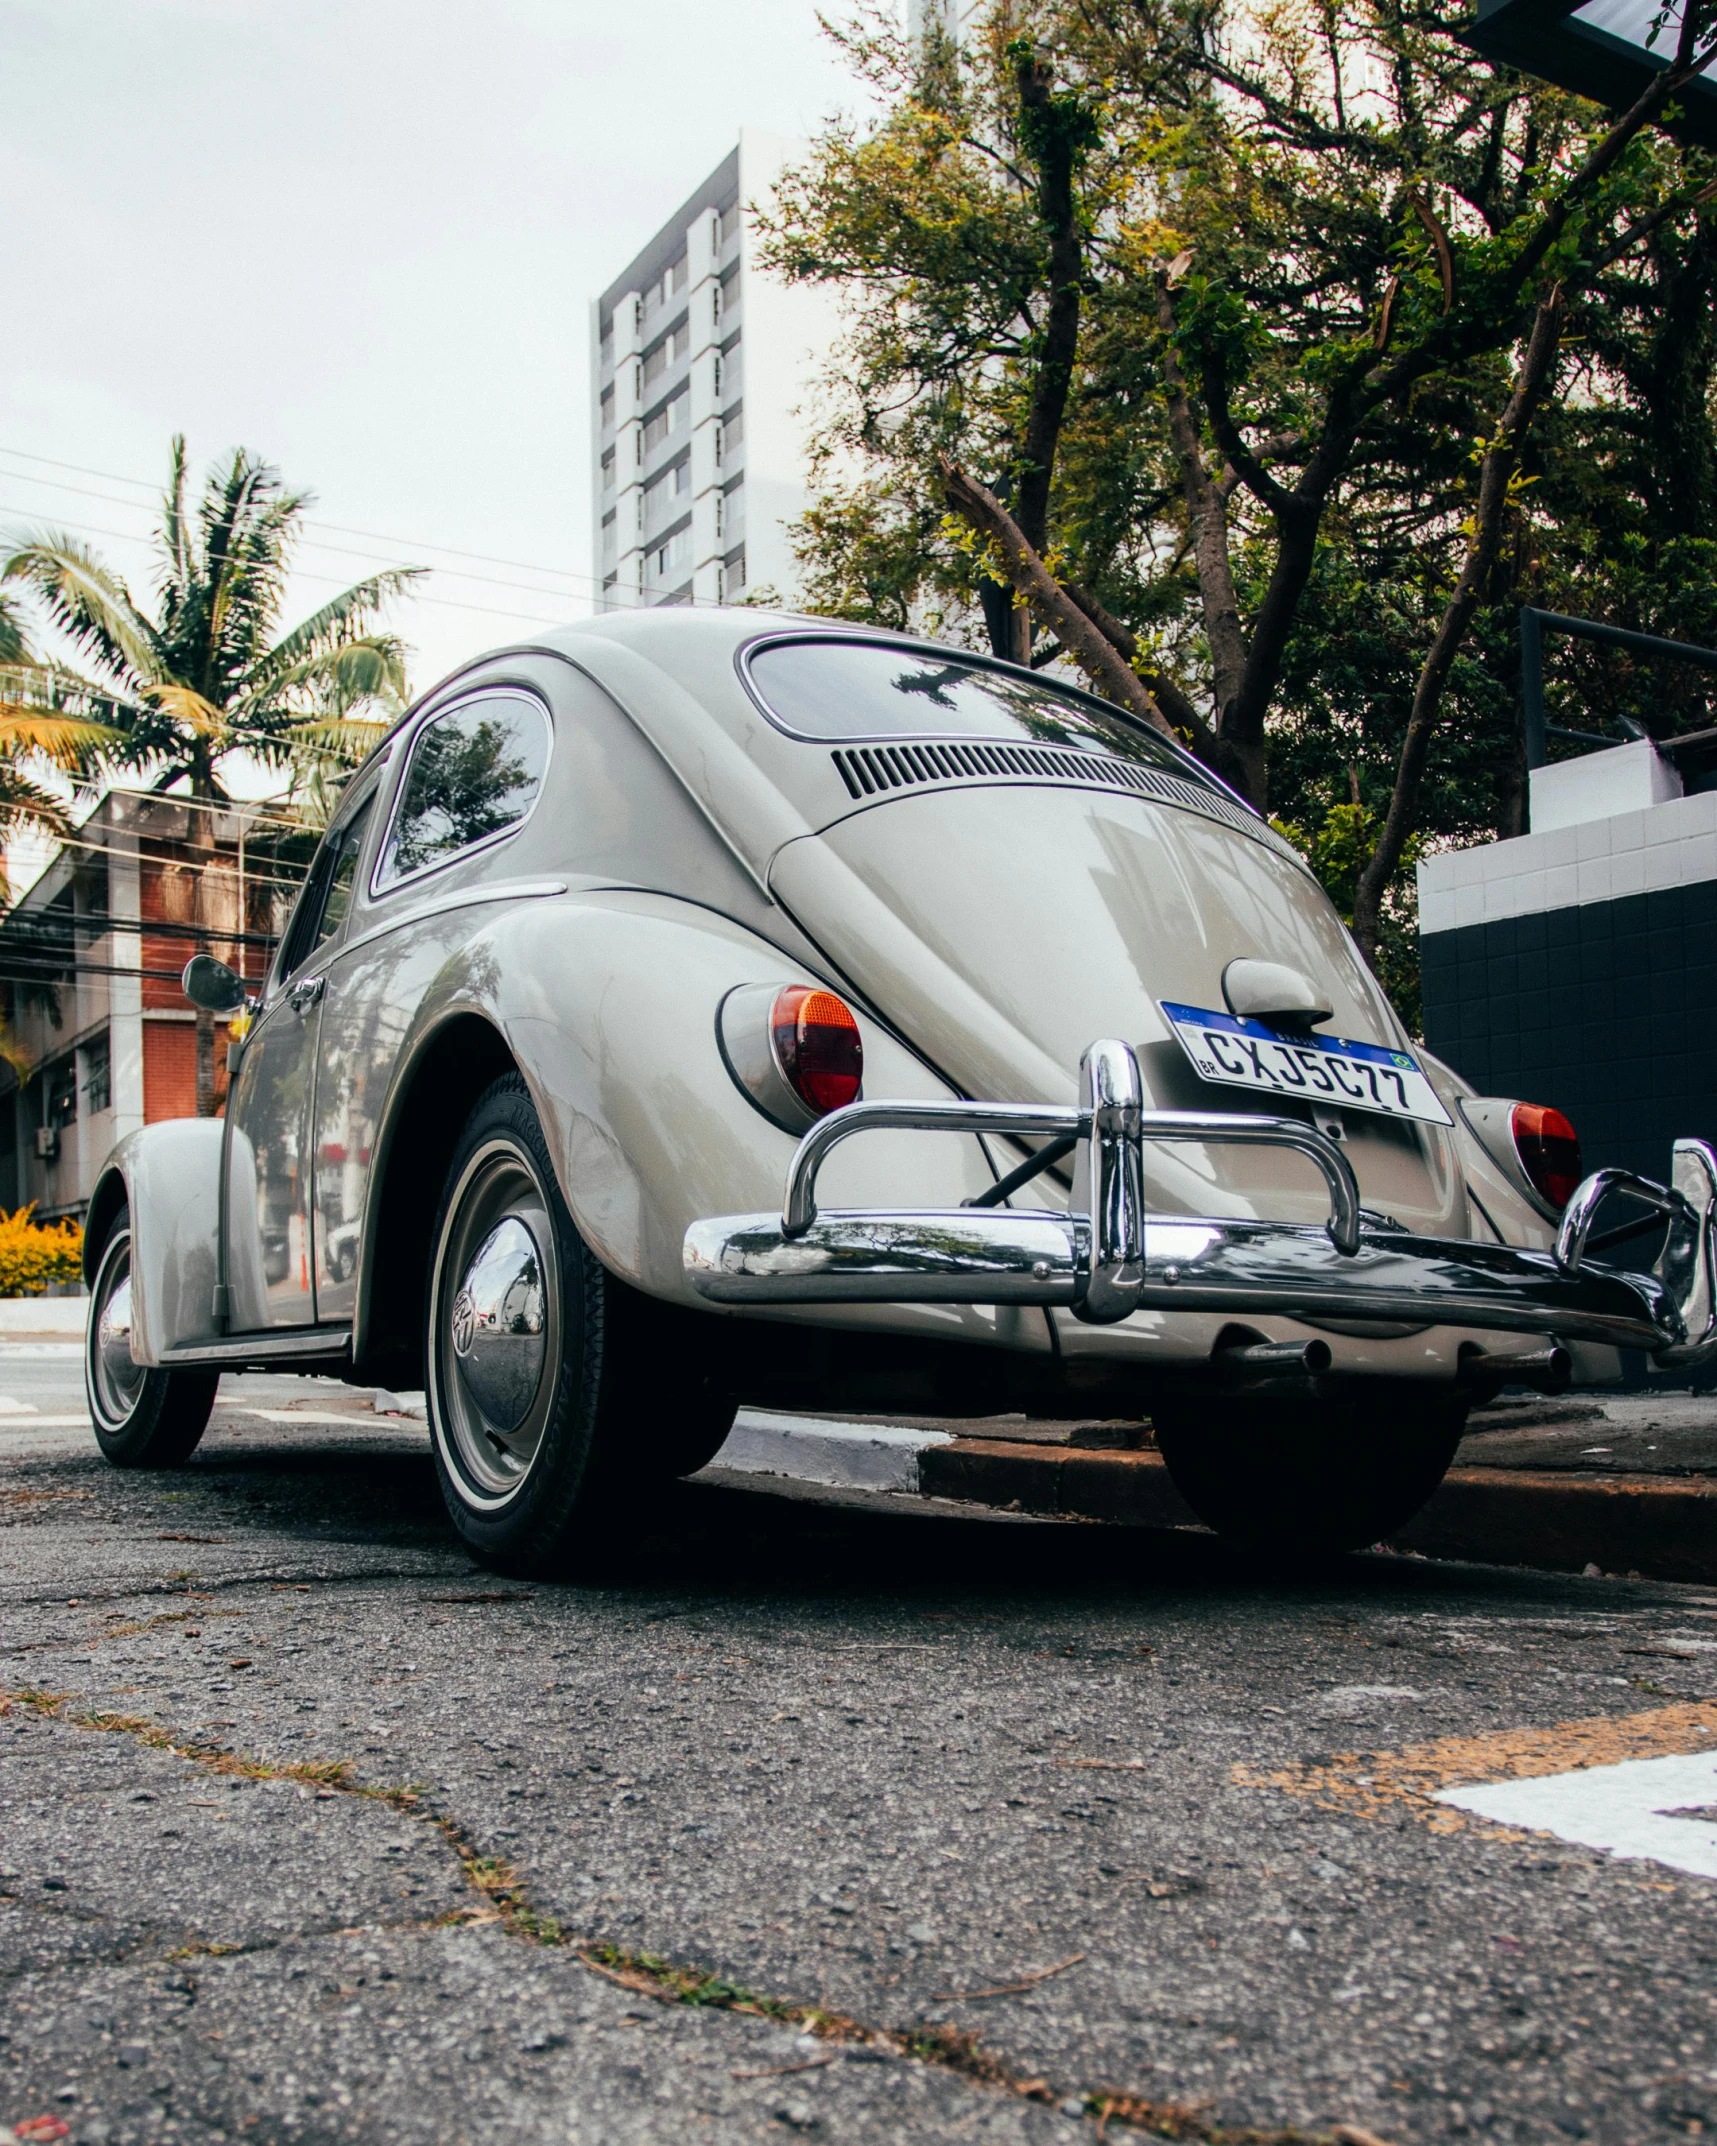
top-left (769, 782), bottom-right (1464, 1236)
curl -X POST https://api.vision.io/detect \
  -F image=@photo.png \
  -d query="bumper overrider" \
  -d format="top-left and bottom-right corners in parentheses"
top-left (683, 1039), bottom-right (1717, 1372)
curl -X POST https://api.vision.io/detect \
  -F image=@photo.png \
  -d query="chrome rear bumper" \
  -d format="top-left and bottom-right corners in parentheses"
top-left (684, 1039), bottom-right (1717, 1369)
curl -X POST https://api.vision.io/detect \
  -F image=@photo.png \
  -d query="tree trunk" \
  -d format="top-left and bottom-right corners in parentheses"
top-left (1351, 291), bottom-right (1566, 966)
top-left (1154, 279), bottom-right (1249, 738)
top-left (1012, 50), bottom-right (1088, 556)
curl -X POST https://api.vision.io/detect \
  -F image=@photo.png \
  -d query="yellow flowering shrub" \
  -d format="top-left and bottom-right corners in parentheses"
top-left (0, 1205), bottom-right (84, 1297)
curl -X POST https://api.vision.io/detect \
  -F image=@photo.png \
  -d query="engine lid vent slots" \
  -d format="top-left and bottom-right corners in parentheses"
top-left (828, 739), bottom-right (1298, 861)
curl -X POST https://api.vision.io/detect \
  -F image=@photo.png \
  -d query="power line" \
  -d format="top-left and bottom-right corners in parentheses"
top-left (0, 499), bottom-right (592, 628)
top-left (0, 442), bottom-right (597, 581)
top-left (0, 463), bottom-right (604, 604)
top-left (0, 908), bottom-right (281, 950)
top-left (0, 442), bottom-right (722, 613)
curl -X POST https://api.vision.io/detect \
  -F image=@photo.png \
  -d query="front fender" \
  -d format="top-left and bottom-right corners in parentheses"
top-left (371, 889), bottom-right (996, 1315)
top-left (85, 1121), bottom-right (225, 1365)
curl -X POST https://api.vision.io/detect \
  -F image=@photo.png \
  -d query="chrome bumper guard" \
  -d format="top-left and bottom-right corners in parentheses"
top-left (683, 1039), bottom-right (1717, 1368)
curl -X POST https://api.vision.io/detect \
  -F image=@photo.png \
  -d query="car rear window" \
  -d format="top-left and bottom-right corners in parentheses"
top-left (745, 637), bottom-right (1198, 775)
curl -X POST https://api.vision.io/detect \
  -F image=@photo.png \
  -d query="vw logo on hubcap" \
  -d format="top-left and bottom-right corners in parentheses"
top-left (451, 1288), bottom-right (478, 1356)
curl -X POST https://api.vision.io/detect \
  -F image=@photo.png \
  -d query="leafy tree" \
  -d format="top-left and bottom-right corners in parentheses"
top-left (761, 0), bottom-right (1717, 991)
top-left (1, 436), bottom-right (421, 1110)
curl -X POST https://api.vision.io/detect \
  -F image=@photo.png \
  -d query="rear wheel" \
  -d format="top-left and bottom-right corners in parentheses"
top-left (425, 1075), bottom-right (735, 1574)
top-left (1153, 1385), bottom-right (1465, 1556)
top-left (85, 1220), bottom-right (218, 1468)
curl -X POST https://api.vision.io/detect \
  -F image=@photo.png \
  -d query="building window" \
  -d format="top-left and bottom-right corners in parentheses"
top-left (718, 200), bottom-right (740, 246)
top-left (726, 545), bottom-right (746, 593)
top-left (712, 281), bottom-right (723, 327)
top-left (601, 447), bottom-right (615, 492)
top-left (48, 1054), bottom-right (77, 1128)
top-left (714, 491), bottom-right (724, 540)
top-left (642, 390), bottom-right (688, 455)
top-left (633, 295), bottom-right (643, 333)
top-left (600, 383), bottom-right (614, 432)
top-left (82, 1031), bottom-right (111, 1116)
top-left (649, 526), bottom-right (691, 582)
top-left (599, 330), bottom-right (613, 371)
top-left (713, 354), bottom-right (723, 397)
top-left (723, 407), bottom-right (744, 453)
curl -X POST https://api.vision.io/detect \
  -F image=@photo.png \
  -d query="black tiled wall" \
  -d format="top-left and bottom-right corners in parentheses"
top-left (1420, 880), bottom-right (1717, 1179)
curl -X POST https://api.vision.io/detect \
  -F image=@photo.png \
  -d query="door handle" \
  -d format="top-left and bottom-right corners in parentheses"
top-left (289, 974), bottom-right (325, 1014)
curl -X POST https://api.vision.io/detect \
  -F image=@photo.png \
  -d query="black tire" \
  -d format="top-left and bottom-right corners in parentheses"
top-left (1153, 1384), bottom-right (1466, 1556)
top-left (424, 1074), bottom-right (737, 1574)
top-left (85, 1219), bottom-right (218, 1469)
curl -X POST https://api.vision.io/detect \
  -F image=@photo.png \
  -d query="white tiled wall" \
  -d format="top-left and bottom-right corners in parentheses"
top-left (1418, 790), bottom-right (1717, 934)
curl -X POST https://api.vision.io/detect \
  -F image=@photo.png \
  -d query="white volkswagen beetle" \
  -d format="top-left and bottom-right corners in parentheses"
top-left (81, 611), bottom-right (1717, 1571)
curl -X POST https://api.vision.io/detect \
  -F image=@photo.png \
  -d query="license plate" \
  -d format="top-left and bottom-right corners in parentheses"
top-left (1159, 1001), bottom-right (1453, 1127)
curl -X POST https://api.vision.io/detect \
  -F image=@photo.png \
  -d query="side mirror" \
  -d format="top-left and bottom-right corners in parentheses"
top-left (182, 954), bottom-right (247, 1016)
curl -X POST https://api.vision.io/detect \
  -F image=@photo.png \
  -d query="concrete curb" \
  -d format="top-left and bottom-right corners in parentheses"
top-left (911, 1439), bottom-right (1717, 1583)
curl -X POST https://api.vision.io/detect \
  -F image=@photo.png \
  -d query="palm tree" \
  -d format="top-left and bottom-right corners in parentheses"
top-left (0, 590), bottom-right (111, 857)
top-left (1, 436), bottom-right (422, 1113)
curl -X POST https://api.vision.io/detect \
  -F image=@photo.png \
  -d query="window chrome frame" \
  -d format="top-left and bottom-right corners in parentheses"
top-left (735, 628), bottom-right (1246, 813)
top-left (368, 685), bottom-right (555, 902)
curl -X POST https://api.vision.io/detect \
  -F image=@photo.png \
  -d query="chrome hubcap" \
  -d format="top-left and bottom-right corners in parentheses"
top-left (430, 1142), bottom-right (561, 1508)
top-left (450, 1216), bottom-right (546, 1431)
top-left (89, 1235), bottom-right (145, 1429)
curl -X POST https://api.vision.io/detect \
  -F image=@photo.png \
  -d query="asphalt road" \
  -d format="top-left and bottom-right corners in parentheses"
top-left (5, 1343), bottom-right (1717, 2146)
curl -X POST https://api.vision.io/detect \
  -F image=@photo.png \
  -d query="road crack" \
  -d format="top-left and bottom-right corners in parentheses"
top-left (1, 1686), bottom-right (1366, 2144)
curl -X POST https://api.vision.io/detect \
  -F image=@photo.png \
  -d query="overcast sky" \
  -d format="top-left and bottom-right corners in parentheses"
top-left (0, 0), bottom-right (860, 711)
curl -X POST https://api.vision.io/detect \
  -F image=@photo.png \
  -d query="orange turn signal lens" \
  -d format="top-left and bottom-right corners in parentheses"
top-left (1511, 1102), bottom-right (1583, 1210)
top-left (771, 985), bottom-right (863, 1117)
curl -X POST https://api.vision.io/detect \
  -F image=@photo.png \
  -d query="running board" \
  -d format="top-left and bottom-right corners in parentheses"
top-left (161, 1326), bottom-right (353, 1369)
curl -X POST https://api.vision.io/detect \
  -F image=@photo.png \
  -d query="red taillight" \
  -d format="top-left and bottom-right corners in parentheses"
top-left (1512, 1103), bottom-right (1583, 1210)
top-left (771, 985), bottom-right (862, 1116)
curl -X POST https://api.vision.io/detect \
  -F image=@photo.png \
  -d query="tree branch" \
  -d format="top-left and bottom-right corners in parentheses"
top-left (1351, 290), bottom-right (1567, 964)
top-left (939, 457), bottom-right (1175, 738)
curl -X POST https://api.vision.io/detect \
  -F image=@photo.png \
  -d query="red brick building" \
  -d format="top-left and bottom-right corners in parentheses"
top-left (0, 790), bottom-right (306, 1218)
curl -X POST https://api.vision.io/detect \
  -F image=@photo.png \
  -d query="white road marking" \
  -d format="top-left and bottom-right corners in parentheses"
top-left (235, 1408), bottom-right (422, 1427)
top-left (1437, 1752), bottom-right (1717, 1878)
top-left (2, 1414), bottom-right (92, 1429)
top-left (0, 1396), bottom-right (39, 1415)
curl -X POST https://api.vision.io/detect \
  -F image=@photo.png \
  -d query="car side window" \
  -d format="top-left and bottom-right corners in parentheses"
top-left (374, 691), bottom-right (550, 891)
top-left (277, 794), bottom-right (375, 982)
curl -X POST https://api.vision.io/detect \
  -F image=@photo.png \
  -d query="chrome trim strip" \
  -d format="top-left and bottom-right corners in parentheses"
top-left (335, 879), bottom-right (570, 966)
top-left (162, 1327), bottom-right (353, 1368)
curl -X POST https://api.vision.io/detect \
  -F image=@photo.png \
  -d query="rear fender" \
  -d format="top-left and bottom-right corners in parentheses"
top-left (356, 890), bottom-right (997, 1347)
top-left (83, 1122), bottom-right (225, 1365)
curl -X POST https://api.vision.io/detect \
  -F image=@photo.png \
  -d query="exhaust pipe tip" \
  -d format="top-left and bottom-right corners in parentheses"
top-left (1458, 1342), bottom-right (1572, 1397)
top-left (1214, 1336), bottom-right (1333, 1382)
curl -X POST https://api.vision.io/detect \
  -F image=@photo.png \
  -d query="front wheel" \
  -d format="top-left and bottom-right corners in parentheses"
top-left (1153, 1385), bottom-right (1466, 1556)
top-left (85, 1221), bottom-right (218, 1468)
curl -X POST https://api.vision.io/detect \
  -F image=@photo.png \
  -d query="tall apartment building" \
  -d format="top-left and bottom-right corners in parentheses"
top-left (591, 130), bottom-right (838, 610)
